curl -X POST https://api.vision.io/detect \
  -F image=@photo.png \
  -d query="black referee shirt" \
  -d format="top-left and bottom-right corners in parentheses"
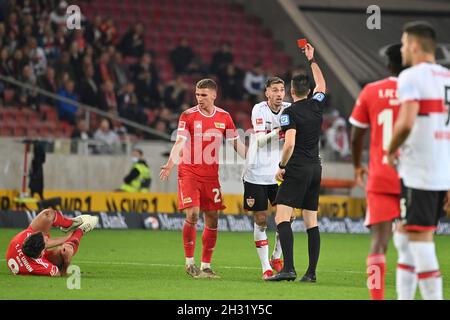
top-left (280, 92), bottom-right (326, 166)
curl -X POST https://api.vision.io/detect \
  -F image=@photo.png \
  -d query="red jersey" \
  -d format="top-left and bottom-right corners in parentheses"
top-left (177, 106), bottom-right (239, 181)
top-left (6, 226), bottom-right (59, 276)
top-left (349, 77), bottom-right (401, 194)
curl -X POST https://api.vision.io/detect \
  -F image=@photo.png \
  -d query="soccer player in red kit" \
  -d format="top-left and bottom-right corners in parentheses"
top-left (6, 208), bottom-right (98, 276)
top-left (349, 44), bottom-right (405, 300)
top-left (160, 79), bottom-right (246, 279)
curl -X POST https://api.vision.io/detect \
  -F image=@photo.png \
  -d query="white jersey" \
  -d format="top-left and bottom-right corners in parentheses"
top-left (243, 101), bottom-right (291, 185)
top-left (397, 62), bottom-right (450, 190)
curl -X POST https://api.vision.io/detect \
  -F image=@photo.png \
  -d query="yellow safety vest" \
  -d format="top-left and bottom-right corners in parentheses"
top-left (120, 163), bottom-right (152, 192)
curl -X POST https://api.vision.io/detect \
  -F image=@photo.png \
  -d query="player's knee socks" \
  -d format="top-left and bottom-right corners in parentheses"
top-left (306, 226), bottom-right (320, 275)
top-left (201, 226), bottom-right (218, 265)
top-left (277, 221), bottom-right (294, 272)
top-left (65, 229), bottom-right (83, 255)
top-left (366, 254), bottom-right (386, 300)
top-left (393, 232), bottom-right (417, 300)
top-left (409, 241), bottom-right (443, 300)
top-left (271, 231), bottom-right (282, 260)
top-left (183, 220), bottom-right (197, 262)
top-left (254, 223), bottom-right (271, 272)
top-left (52, 210), bottom-right (73, 228)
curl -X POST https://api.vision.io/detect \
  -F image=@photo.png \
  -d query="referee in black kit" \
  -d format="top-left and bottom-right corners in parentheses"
top-left (266, 42), bottom-right (326, 282)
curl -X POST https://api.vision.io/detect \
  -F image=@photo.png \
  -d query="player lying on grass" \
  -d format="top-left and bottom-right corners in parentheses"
top-left (6, 208), bottom-right (98, 276)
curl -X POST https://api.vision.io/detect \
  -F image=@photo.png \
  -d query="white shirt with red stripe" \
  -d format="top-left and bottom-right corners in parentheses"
top-left (397, 62), bottom-right (450, 190)
top-left (243, 101), bottom-right (291, 185)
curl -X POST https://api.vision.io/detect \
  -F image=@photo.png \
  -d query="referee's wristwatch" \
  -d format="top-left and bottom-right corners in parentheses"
top-left (278, 162), bottom-right (286, 169)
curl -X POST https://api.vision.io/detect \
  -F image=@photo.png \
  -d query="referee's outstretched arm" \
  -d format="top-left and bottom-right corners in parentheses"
top-left (304, 43), bottom-right (326, 94)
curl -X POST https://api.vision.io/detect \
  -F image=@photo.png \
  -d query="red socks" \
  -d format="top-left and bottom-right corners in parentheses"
top-left (183, 220), bottom-right (197, 258)
top-left (65, 229), bottom-right (83, 255)
top-left (367, 254), bottom-right (386, 300)
top-left (183, 221), bottom-right (218, 264)
top-left (52, 210), bottom-right (73, 228)
top-left (201, 226), bottom-right (218, 264)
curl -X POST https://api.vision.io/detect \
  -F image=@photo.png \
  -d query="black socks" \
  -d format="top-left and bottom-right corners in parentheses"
top-left (306, 226), bottom-right (320, 276)
top-left (277, 221), bottom-right (294, 272)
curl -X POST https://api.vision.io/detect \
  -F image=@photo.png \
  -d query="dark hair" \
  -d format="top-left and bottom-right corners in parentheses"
top-left (385, 44), bottom-right (404, 76)
top-left (265, 77), bottom-right (285, 89)
top-left (403, 21), bottom-right (436, 53)
top-left (291, 74), bottom-right (310, 97)
top-left (196, 78), bottom-right (217, 91)
top-left (22, 232), bottom-right (45, 259)
top-left (133, 148), bottom-right (143, 156)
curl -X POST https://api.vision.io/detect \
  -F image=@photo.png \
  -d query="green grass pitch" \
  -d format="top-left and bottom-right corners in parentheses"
top-left (0, 229), bottom-right (449, 300)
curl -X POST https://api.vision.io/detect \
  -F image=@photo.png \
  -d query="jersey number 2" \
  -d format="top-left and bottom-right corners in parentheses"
top-left (212, 188), bottom-right (221, 203)
top-left (378, 109), bottom-right (393, 164)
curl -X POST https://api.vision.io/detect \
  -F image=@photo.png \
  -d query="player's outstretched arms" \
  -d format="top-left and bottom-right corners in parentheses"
top-left (160, 137), bottom-right (186, 181)
top-left (304, 43), bottom-right (326, 94)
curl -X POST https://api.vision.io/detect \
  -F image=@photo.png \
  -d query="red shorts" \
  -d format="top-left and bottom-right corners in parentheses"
top-left (178, 178), bottom-right (226, 211)
top-left (364, 192), bottom-right (400, 227)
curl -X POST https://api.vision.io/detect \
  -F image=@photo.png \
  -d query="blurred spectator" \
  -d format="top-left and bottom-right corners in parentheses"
top-left (17, 64), bottom-right (38, 110)
top-left (99, 80), bottom-right (118, 113)
top-left (57, 79), bottom-right (78, 124)
top-left (38, 65), bottom-right (58, 105)
top-left (6, 12), bottom-right (20, 36)
top-left (0, 47), bottom-right (13, 76)
top-left (68, 40), bottom-right (84, 83)
top-left (28, 37), bottom-right (47, 77)
top-left (77, 64), bottom-right (101, 109)
top-left (119, 22), bottom-right (145, 58)
top-left (326, 117), bottom-right (350, 160)
top-left (170, 37), bottom-right (194, 74)
top-left (71, 117), bottom-right (92, 140)
top-left (244, 63), bottom-right (266, 102)
top-left (11, 49), bottom-right (28, 78)
top-left (49, 1), bottom-right (68, 31)
top-left (93, 118), bottom-right (120, 154)
top-left (100, 18), bottom-right (118, 47)
top-left (218, 63), bottom-right (245, 101)
top-left (40, 23), bottom-right (58, 59)
top-left (131, 52), bottom-right (160, 108)
top-left (96, 51), bottom-right (113, 84)
top-left (110, 51), bottom-right (128, 90)
top-left (163, 75), bottom-right (187, 112)
top-left (118, 82), bottom-right (139, 112)
top-left (85, 14), bottom-right (103, 53)
top-left (210, 42), bottom-right (233, 75)
top-left (55, 51), bottom-right (75, 86)
top-left (151, 106), bottom-right (176, 135)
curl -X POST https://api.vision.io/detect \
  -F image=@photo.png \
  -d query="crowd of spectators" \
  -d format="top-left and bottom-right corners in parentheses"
top-left (0, 0), bottom-right (350, 157)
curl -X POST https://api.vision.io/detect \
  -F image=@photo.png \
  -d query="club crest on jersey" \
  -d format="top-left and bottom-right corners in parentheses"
top-left (214, 122), bottom-right (226, 129)
top-left (178, 121), bottom-right (186, 130)
top-left (195, 123), bottom-right (202, 129)
top-left (183, 197), bottom-right (192, 204)
top-left (256, 118), bottom-right (264, 125)
top-left (246, 197), bottom-right (255, 208)
top-left (280, 114), bottom-right (290, 126)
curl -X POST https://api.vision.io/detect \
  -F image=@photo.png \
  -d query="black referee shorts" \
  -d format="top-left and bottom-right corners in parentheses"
top-left (243, 181), bottom-right (278, 211)
top-left (274, 163), bottom-right (322, 211)
top-left (400, 180), bottom-right (447, 231)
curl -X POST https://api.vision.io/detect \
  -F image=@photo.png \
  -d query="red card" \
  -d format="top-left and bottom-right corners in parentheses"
top-left (297, 39), bottom-right (307, 49)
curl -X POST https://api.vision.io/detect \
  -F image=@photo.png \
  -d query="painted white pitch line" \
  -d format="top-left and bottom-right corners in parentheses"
top-left (0, 258), bottom-right (365, 274)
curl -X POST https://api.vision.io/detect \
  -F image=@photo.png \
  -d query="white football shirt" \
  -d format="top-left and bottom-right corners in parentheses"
top-left (243, 101), bottom-right (291, 185)
top-left (397, 62), bottom-right (450, 190)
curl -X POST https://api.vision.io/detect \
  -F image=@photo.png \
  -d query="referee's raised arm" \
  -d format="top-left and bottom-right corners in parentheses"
top-left (304, 43), bottom-right (326, 94)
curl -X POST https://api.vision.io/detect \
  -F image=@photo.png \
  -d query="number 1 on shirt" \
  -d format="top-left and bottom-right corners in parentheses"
top-left (378, 109), bottom-right (394, 164)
